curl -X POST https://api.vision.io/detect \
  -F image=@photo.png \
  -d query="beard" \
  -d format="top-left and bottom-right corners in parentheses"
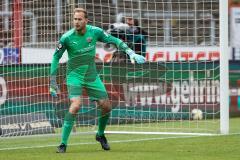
top-left (75, 25), bottom-right (82, 31)
top-left (75, 23), bottom-right (86, 33)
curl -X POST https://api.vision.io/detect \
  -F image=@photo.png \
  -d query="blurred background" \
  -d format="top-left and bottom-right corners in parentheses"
top-left (0, 0), bottom-right (239, 137)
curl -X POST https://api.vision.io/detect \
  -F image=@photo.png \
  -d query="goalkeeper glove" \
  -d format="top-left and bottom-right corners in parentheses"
top-left (49, 76), bottom-right (60, 98)
top-left (126, 49), bottom-right (146, 64)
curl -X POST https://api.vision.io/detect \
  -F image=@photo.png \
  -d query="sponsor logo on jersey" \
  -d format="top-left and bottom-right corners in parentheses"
top-left (79, 45), bottom-right (95, 53)
top-left (87, 37), bottom-right (92, 43)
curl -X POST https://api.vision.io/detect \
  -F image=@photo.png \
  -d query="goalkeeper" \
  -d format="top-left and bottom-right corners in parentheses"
top-left (50, 8), bottom-right (145, 153)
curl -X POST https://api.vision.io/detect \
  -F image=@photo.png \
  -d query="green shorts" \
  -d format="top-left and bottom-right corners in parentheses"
top-left (66, 75), bottom-right (108, 100)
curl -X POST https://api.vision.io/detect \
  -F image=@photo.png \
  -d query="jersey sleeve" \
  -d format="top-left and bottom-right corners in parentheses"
top-left (96, 27), bottom-right (130, 53)
top-left (50, 36), bottom-right (67, 76)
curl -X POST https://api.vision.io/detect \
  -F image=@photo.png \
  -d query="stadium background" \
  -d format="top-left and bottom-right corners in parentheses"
top-left (0, 0), bottom-right (240, 135)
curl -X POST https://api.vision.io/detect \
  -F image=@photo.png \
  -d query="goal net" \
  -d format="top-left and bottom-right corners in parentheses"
top-left (0, 0), bottom-right (228, 137)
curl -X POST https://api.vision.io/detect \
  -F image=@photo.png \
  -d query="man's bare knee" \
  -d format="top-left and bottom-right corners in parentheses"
top-left (69, 98), bottom-right (81, 114)
top-left (98, 99), bottom-right (112, 114)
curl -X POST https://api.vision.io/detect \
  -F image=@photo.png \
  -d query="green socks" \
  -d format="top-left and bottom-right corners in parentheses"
top-left (97, 112), bottom-right (110, 136)
top-left (61, 111), bottom-right (109, 144)
top-left (61, 112), bottom-right (76, 145)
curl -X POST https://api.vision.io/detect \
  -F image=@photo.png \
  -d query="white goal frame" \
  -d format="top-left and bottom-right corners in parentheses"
top-left (219, 0), bottom-right (229, 134)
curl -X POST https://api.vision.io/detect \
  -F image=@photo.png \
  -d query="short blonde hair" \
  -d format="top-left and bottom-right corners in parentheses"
top-left (74, 8), bottom-right (88, 18)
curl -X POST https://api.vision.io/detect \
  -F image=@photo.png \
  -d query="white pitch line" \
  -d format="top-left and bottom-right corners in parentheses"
top-left (105, 131), bottom-right (217, 136)
top-left (1, 132), bottom-right (238, 151)
top-left (0, 135), bottom-right (208, 151)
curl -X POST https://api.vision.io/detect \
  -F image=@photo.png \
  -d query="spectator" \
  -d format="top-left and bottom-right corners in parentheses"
top-left (126, 17), bottom-right (148, 57)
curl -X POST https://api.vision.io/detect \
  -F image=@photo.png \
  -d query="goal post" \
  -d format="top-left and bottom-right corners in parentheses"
top-left (0, 0), bottom-right (229, 137)
top-left (219, 0), bottom-right (229, 134)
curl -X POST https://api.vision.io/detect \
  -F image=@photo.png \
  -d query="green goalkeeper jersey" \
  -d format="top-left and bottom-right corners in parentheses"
top-left (50, 25), bottom-right (129, 80)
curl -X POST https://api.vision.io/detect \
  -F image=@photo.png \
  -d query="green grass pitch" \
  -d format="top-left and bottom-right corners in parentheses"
top-left (0, 118), bottom-right (240, 160)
